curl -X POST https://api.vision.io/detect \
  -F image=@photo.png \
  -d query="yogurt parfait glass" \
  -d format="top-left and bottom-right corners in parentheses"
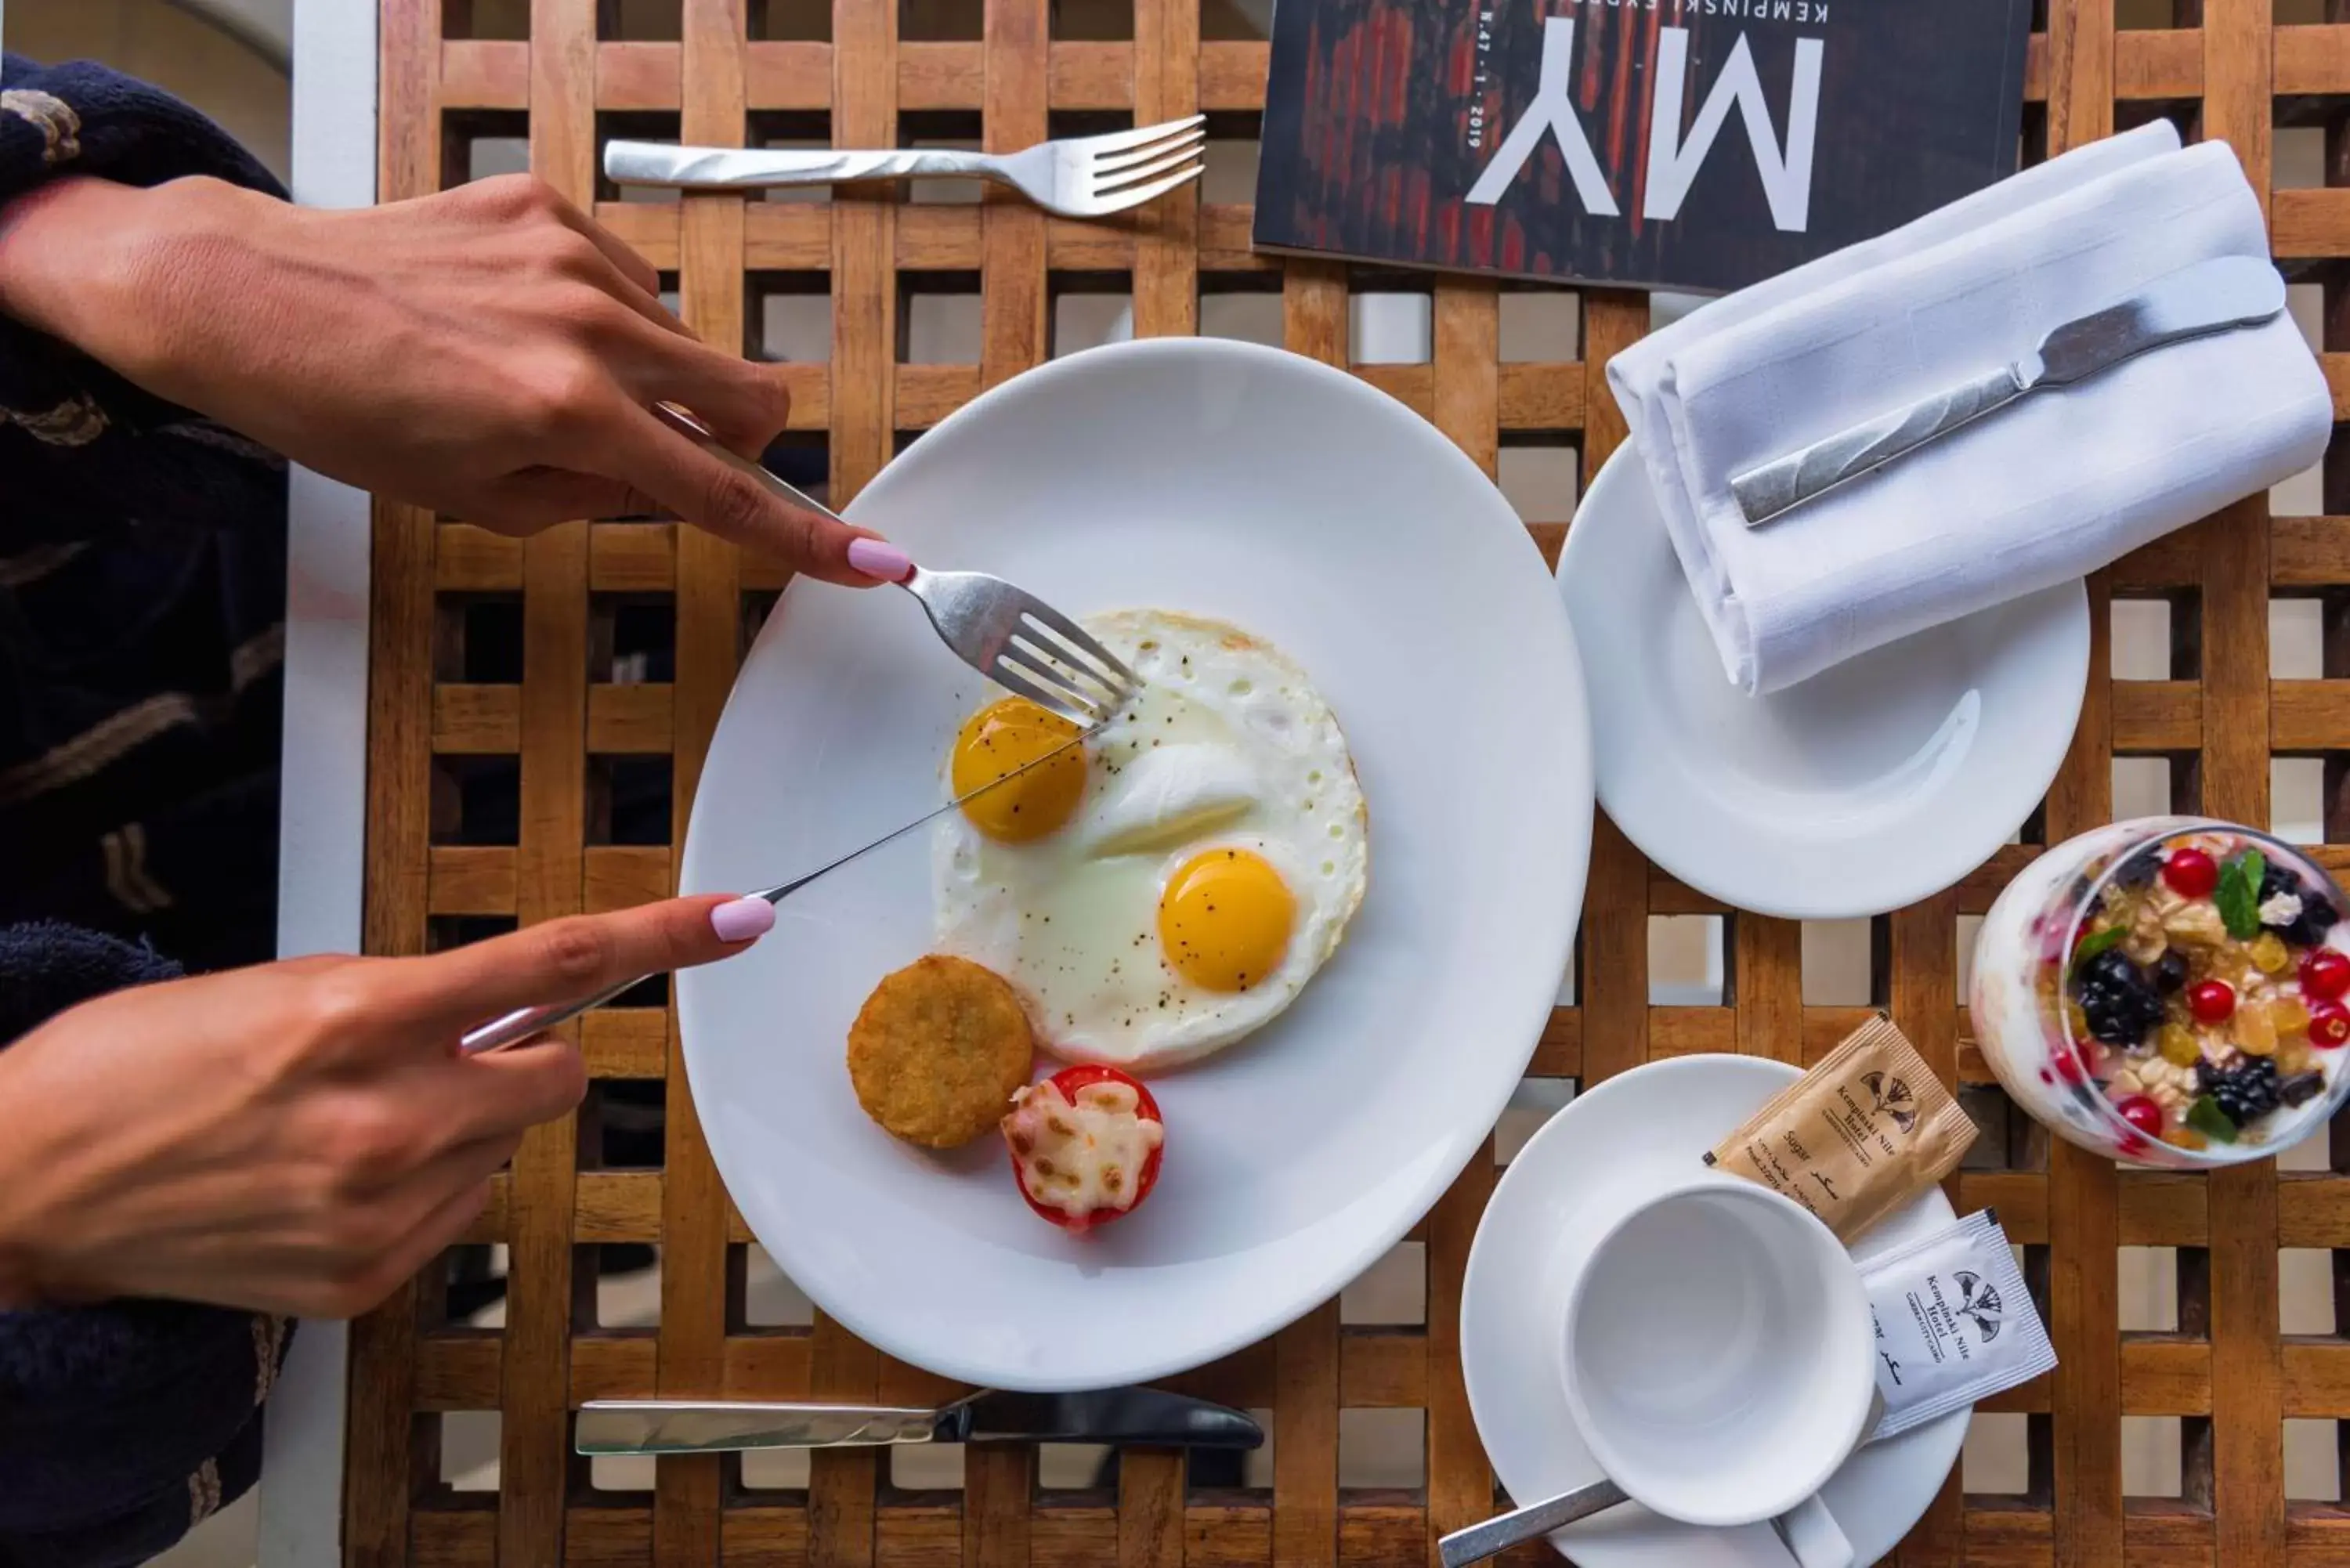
top-left (1972, 817), bottom-right (2350, 1168)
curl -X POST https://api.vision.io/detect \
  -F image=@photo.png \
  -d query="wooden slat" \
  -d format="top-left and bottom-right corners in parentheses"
top-left (2121, 1338), bottom-right (2213, 1418)
top-left (582, 1008), bottom-right (667, 1078)
top-left (428, 846), bottom-right (516, 914)
top-left (2269, 680), bottom-right (2350, 750)
top-left (2120, 1173), bottom-right (2210, 1248)
top-left (437, 523), bottom-right (524, 590)
top-left (1118, 1448), bottom-right (1184, 1568)
top-left (1198, 204), bottom-right (1272, 272)
top-left (345, 11), bottom-right (439, 1547)
top-left (587, 524), bottom-right (676, 593)
top-left (1580, 291), bottom-right (1650, 1093)
top-left (1424, 273), bottom-right (1499, 1565)
top-left (2112, 681), bottom-right (2202, 752)
top-left (1265, 255), bottom-right (1347, 1568)
top-left (439, 39), bottom-right (526, 107)
top-left (2275, 23), bottom-right (2350, 92)
top-left (654, 15), bottom-right (747, 1563)
top-left (432, 685), bottom-right (520, 752)
top-left (2272, 189), bottom-right (2350, 261)
top-left (967, 23), bottom-right (1048, 1568)
top-left (1895, 887), bottom-right (1968, 1565)
top-left (1198, 41), bottom-right (1270, 109)
top-left (2037, 14), bottom-right (2124, 1568)
top-left (598, 39), bottom-right (681, 107)
top-left (1495, 363), bottom-right (1585, 431)
top-left (2278, 1176), bottom-right (2350, 1246)
top-left (746, 40), bottom-right (832, 107)
top-left (1132, 0), bottom-right (1200, 346)
top-left (808, 2), bottom-right (894, 1565)
top-left (744, 203), bottom-right (833, 270)
top-left (895, 363), bottom-right (981, 428)
top-left (497, 7), bottom-right (598, 1560)
top-left (585, 684), bottom-right (673, 753)
top-left (2272, 515), bottom-right (2350, 584)
top-left (2203, 9), bottom-right (2290, 1561)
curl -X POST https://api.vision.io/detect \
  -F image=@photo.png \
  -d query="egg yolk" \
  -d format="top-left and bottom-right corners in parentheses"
top-left (1158, 847), bottom-right (1295, 993)
top-left (950, 697), bottom-right (1087, 842)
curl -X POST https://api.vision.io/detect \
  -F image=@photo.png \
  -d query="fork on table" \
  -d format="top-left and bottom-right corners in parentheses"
top-left (604, 115), bottom-right (1206, 220)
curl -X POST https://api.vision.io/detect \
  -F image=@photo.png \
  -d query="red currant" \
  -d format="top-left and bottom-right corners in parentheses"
top-left (2163, 847), bottom-right (2218, 898)
top-left (2115, 1095), bottom-right (2165, 1137)
top-left (2311, 1000), bottom-right (2350, 1050)
top-left (2301, 948), bottom-right (2350, 1000)
top-left (2187, 979), bottom-right (2236, 1024)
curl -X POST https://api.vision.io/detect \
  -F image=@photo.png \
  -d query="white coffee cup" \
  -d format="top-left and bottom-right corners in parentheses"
top-left (1556, 1174), bottom-right (1876, 1568)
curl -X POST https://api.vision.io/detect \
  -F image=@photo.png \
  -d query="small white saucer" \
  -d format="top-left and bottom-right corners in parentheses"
top-left (1461, 1054), bottom-right (1968, 1568)
top-left (1557, 448), bottom-right (2088, 919)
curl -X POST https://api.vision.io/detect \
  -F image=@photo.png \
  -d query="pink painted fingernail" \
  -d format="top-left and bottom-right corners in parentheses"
top-left (710, 896), bottom-right (776, 943)
top-left (848, 537), bottom-right (913, 582)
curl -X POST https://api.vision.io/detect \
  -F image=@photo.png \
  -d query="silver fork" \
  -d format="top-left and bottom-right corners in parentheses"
top-left (452, 410), bottom-right (1138, 1056)
top-left (651, 403), bottom-right (1137, 726)
top-left (605, 115), bottom-right (1206, 219)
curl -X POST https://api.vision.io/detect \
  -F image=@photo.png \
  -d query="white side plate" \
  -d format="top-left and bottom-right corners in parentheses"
top-left (1559, 446), bottom-right (2088, 919)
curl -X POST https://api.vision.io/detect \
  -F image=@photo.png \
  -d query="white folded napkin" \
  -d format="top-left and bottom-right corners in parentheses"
top-left (1607, 122), bottom-right (2332, 696)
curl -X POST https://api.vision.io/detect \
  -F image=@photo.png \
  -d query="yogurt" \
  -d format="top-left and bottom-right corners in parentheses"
top-left (1971, 818), bottom-right (2350, 1167)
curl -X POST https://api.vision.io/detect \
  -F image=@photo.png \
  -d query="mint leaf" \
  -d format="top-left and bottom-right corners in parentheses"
top-left (2070, 925), bottom-right (2127, 977)
top-left (2217, 849), bottom-right (2265, 940)
top-left (2186, 1095), bottom-right (2239, 1144)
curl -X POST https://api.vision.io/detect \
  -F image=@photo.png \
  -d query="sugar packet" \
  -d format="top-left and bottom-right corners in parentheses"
top-left (1704, 1013), bottom-right (1976, 1243)
top-left (1861, 1209), bottom-right (2055, 1443)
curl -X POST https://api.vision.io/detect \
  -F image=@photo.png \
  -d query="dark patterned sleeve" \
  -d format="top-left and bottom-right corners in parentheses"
top-left (0, 53), bottom-right (284, 206)
top-left (0, 54), bottom-right (292, 552)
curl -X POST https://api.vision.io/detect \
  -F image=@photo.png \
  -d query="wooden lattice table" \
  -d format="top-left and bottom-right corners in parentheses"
top-left (349, 0), bottom-right (2350, 1562)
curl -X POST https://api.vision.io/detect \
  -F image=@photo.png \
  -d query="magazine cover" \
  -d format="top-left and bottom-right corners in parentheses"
top-left (1256, 0), bottom-right (2033, 292)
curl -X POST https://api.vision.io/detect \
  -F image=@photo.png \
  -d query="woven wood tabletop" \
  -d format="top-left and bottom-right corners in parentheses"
top-left (349, 0), bottom-right (2350, 1561)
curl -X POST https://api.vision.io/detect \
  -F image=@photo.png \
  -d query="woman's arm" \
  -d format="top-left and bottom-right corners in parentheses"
top-left (0, 54), bottom-right (291, 551)
top-left (0, 54), bottom-right (895, 580)
top-left (0, 892), bottom-right (774, 1316)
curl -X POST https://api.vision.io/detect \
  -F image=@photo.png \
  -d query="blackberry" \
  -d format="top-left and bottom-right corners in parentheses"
top-left (2258, 865), bottom-right (2342, 947)
top-left (2195, 1057), bottom-right (2281, 1126)
top-left (2153, 949), bottom-right (2189, 992)
top-left (2072, 948), bottom-right (2164, 1048)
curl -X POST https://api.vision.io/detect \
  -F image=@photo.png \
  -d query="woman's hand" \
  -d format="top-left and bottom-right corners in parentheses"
top-left (0, 172), bottom-right (901, 584)
top-left (0, 893), bottom-right (776, 1317)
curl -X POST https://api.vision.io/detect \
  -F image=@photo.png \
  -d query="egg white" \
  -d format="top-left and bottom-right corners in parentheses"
top-left (933, 609), bottom-right (1368, 1070)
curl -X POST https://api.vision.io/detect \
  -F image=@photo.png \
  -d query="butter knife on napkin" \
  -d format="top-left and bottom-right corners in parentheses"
top-left (575, 1389), bottom-right (1264, 1455)
top-left (1731, 255), bottom-right (2287, 527)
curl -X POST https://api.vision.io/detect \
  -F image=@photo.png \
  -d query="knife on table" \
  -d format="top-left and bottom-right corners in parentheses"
top-left (1730, 254), bottom-right (2290, 528)
top-left (573, 1388), bottom-right (1264, 1455)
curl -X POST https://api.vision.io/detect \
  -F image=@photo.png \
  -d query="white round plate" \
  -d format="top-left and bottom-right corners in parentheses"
top-left (1559, 448), bottom-right (2088, 919)
top-left (678, 338), bottom-right (1592, 1392)
top-left (1463, 1055), bottom-right (1968, 1568)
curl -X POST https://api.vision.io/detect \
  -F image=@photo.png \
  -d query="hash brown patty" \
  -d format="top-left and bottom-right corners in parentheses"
top-left (848, 955), bottom-right (1036, 1147)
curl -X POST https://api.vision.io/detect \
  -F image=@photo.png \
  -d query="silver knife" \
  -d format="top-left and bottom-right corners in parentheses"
top-left (458, 726), bottom-right (1095, 1054)
top-left (1730, 255), bottom-right (2289, 527)
top-left (573, 1388), bottom-right (1265, 1455)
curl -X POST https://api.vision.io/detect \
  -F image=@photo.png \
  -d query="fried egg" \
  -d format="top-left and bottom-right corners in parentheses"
top-left (933, 609), bottom-right (1368, 1070)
